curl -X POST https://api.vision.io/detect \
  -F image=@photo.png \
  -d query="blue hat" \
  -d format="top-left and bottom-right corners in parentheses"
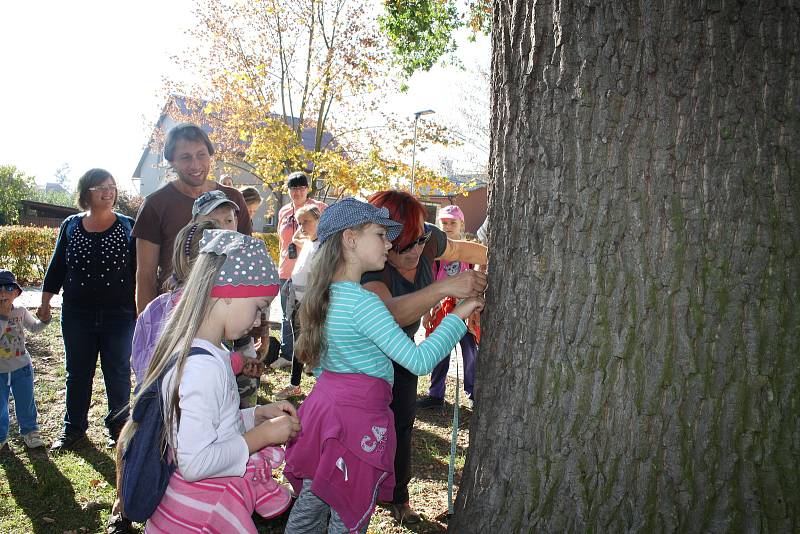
top-left (316, 197), bottom-right (404, 245)
top-left (0, 270), bottom-right (22, 293)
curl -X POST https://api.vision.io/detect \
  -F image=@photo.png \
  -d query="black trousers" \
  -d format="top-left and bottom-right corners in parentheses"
top-left (390, 361), bottom-right (419, 504)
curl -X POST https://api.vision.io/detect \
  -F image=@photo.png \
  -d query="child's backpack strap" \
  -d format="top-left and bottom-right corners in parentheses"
top-left (121, 346), bottom-right (211, 522)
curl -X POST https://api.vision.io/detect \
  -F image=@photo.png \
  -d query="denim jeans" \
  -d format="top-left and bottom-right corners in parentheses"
top-left (0, 363), bottom-right (38, 440)
top-left (427, 332), bottom-right (477, 400)
top-left (61, 306), bottom-right (134, 436)
top-left (285, 479), bottom-right (369, 534)
top-left (279, 279), bottom-right (294, 360)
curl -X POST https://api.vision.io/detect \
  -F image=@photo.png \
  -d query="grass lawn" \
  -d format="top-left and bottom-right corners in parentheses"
top-left (0, 309), bottom-right (473, 533)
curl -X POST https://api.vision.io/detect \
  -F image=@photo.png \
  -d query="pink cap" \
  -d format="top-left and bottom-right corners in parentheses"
top-left (438, 205), bottom-right (464, 221)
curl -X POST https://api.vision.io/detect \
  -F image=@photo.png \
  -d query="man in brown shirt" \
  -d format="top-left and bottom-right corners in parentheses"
top-left (132, 123), bottom-right (252, 314)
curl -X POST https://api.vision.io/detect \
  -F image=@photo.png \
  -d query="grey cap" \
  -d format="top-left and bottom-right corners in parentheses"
top-left (317, 197), bottom-right (404, 244)
top-left (192, 190), bottom-right (240, 218)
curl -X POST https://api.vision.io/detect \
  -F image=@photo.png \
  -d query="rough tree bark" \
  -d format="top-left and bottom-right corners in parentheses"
top-left (451, 1), bottom-right (799, 532)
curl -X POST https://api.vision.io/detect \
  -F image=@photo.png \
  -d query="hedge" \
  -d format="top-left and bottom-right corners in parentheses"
top-left (0, 226), bottom-right (57, 285)
top-left (0, 226), bottom-right (281, 287)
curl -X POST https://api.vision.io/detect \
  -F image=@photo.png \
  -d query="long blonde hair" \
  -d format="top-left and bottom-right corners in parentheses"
top-left (296, 224), bottom-right (372, 367)
top-left (118, 251), bottom-right (226, 462)
top-left (164, 219), bottom-right (219, 292)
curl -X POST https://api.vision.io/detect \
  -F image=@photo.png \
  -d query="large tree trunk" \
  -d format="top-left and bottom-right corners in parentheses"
top-left (451, 1), bottom-right (799, 532)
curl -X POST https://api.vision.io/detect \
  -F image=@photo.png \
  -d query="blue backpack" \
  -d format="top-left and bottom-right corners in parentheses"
top-left (121, 347), bottom-right (210, 522)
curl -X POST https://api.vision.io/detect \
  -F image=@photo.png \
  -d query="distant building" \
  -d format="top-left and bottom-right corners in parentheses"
top-left (44, 182), bottom-right (70, 195)
top-left (417, 173), bottom-right (488, 235)
top-left (19, 200), bottom-right (79, 228)
top-left (132, 95), bottom-right (336, 231)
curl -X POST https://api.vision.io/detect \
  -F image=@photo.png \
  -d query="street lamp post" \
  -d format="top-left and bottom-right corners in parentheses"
top-left (410, 109), bottom-right (435, 195)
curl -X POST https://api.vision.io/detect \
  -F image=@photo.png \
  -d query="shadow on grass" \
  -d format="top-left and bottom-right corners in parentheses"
top-left (374, 502), bottom-right (447, 533)
top-left (0, 447), bottom-right (103, 534)
top-left (72, 439), bottom-right (118, 487)
top-left (413, 402), bottom-right (473, 428)
top-left (253, 505), bottom-right (291, 533)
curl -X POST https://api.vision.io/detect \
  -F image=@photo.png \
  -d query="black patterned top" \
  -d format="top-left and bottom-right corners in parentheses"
top-left (43, 213), bottom-right (137, 312)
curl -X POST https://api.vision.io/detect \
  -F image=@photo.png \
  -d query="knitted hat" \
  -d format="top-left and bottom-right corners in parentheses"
top-left (199, 230), bottom-right (280, 298)
top-left (316, 197), bottom-right (404, 245)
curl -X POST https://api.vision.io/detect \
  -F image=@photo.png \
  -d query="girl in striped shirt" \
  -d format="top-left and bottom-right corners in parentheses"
top-left (283, 198), bottom-right (483, 534)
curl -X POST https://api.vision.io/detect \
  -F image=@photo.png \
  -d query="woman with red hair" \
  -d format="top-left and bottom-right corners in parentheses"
top-left (362, 190), bottom-right (487, 524)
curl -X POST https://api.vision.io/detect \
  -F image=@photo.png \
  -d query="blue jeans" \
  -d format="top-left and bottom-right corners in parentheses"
top-left (279, 279), bottom-right (294, 360)
top-left (61, 306), bottom-right (134, 436)
top-left (427, 332), bottom-right (477, 400)
top-left (0, 363), bottom-right (39, 441)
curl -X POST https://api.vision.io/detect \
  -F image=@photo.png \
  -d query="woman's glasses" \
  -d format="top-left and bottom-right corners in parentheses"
top-left (89, 185), bottom-right (117, 193)
top-left (396, 231), bottom-right (431, 254)
top-left (0, 284), bottom-right (19, 292)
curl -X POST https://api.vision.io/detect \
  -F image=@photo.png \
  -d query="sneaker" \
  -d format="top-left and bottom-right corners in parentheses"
top-left (50, 432), bottom-right (87, 453)
top-left (22, 430), bottom-right (45, 449)
top-left (390, 502), bottom-right (421, 525)
top-left (270, 357), bottom-right (292, 370)
top-left (275, 385), bottom-right (301, 400)
top-left (416, 395), bottom-right (444, 410)
top-left (107, 424), bottom-right (125, 449)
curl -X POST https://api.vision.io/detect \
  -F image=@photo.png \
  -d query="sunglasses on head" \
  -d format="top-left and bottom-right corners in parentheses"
top-left (396, 231), bottom-right (431, 254)
top-left (0, 284), bottom-right (19, 292)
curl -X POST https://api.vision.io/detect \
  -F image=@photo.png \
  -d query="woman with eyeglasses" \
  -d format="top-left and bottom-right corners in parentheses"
top-left (361, 190), bottom-right (488, 524)
top-left (40, 168), bottom-right (137, 453)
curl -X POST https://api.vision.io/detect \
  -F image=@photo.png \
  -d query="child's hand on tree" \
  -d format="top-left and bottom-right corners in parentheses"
top-left (453, 297), bottom-right (485, 320)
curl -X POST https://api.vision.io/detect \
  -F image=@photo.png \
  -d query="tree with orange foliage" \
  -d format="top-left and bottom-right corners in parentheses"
top-left (163, 0), bottom-right (466, 201)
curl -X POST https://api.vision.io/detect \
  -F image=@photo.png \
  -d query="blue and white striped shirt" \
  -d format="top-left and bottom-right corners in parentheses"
top-left (320, 281), bottom-right (466, 385)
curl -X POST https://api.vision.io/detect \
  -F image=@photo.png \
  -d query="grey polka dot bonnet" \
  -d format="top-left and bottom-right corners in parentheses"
top-left (199, 229), bottom-right (279, 298)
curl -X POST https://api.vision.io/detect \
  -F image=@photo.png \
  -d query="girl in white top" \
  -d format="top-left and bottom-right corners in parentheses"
top-left (119, 230), bottom-right (301, 534)
top-left (276, 205), bottom-right (321, 399)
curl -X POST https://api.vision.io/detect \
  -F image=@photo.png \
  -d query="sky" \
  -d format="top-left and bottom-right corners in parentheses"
top-left (1, 1), bottom-right (490, 194)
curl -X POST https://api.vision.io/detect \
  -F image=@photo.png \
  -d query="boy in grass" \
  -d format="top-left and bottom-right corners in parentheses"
top-left (0, 269), bottom-right (50, 451)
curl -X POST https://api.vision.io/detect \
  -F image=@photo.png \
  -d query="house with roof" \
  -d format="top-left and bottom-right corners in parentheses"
top-left (132, 95), bottom-right (336, 231)
top-left (18, 200), bottom-right (80, 228)
top-left (417, 172), bottom-right (488, 235)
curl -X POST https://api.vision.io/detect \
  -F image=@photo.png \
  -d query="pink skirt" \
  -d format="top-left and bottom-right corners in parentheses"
top-left (145, 447), bottom-right (291, 534)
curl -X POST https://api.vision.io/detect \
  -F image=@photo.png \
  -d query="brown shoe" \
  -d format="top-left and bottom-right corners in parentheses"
top-left (390, 502), bottom-right (421, 525)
